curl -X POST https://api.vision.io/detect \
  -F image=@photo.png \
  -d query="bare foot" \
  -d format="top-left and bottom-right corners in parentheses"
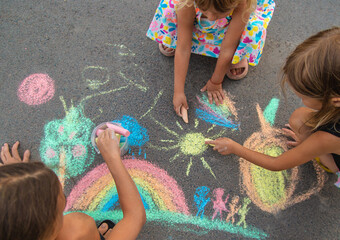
top-left (227, 58), bottom-right (248, 80)
top-left (98, 221), bottom-right (114, 239)
top-left (159, 43), bottom-right (175, 56)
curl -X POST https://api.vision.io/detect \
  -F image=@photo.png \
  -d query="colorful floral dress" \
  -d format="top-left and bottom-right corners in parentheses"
top-left (146, 0), bottom-right (275, 66)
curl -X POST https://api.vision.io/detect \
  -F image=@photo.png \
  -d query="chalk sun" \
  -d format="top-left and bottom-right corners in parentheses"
top-left (148, 117), bottom-right (226, 178)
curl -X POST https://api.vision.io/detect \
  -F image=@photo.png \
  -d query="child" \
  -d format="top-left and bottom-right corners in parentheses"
top-left (0, 129), bottom-right (146, 240)
top-left (147, 0), bottom-right (275, 118)
top-left (205, 27), bottom-right (340, 185)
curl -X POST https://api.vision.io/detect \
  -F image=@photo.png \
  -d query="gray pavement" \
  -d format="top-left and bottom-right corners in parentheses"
top-left (1, 0), bottom-right (340, 239)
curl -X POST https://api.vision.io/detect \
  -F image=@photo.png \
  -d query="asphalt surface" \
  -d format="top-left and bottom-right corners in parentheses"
top-left (1, 0), bottom-right (340, 239)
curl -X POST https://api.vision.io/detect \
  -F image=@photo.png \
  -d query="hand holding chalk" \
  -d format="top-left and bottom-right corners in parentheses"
top-left (181, 105), bottom-right (188, 124)
top-left (96, 123), bottom-right (130, 137)
top-left (205, 138), bottom-right (215, 147)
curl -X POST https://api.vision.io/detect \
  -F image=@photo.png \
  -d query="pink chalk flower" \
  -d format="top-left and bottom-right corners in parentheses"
top-left (46, 148), bottom-right (56, 159)
top-left (17, 73), bottom-right (55, 106)
top-left (72, 144), bottom-right (86, 158)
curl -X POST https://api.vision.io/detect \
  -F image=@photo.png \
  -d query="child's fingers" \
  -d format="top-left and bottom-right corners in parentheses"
top-left (200, 85), bottom-right (207, 92)
top-left (23, 150), bottom-right (30, 162)
top-left (3, 144), bottom-right (11, 160)
top-left (0, 146), bottom-right (6, 162)
top-left (287, 141), bottom-right (299, 147)
top-left (11, 141), bottom-right (20, 160)
top-left (207, 92), bottom-right (213, 104)
top-left (212, 93), bottom-right (220, 106)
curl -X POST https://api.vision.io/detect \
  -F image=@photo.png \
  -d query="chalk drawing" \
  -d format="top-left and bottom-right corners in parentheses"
top-left (17, 73), bottom-right (55, 105)
top-left (148, 117), bottom-right (227, 178)
top-left (105, 43), bottom-right (148, 92)
top-left (39, 101), bottom-right (95, 186)
top-left (82, 66), bottom-right (110, 90)
top-left (211, 188), bottom-right (229, 221)
top-left (236, 197), bottom-right (251, 228)
top-left (195, 92), bottom-right (239, 130)
top-left (239, 98), bottom-right (326, 214)
top-left (226, 196), bottom-right (241, 224)
top-left (194, 186), bottom-right (211, 219)
top-left (112, 116), bottom-right (149, 158)
top-left (65, 158), bottom-right (267, 239)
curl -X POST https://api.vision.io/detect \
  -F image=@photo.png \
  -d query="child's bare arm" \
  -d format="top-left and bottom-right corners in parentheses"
top-left (211, 0), bottom-right (250, 83)
top-left (97, 129), bottom-right (146, 240)
top-left (206, 131), bottom-right (339, 171)
top-left (173, 5), bottom-right (196, 116)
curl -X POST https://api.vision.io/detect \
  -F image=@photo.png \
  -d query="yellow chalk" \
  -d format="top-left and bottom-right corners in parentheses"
top-left (205, 138), bottom-right (215, 147)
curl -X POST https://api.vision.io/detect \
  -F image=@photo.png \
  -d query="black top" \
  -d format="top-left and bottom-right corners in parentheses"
top-left (316, 121), bottom-right (340, 169)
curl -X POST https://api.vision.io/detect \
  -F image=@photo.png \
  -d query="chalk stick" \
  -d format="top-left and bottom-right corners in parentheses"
top-left (181, 106), bottom-right (188, 124)
top-left (95, 134), bottom-right (120, 143)
top-left (106, 122), bottom-right (130, 137)
top-left (205, 138), bottom-right (215, 147)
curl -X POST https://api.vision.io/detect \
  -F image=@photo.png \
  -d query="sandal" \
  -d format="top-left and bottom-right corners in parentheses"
top-left (159, 43), bottom-right (175, 57)
top-left (98, 220), bottom-right (115, 240)
top-left (226, 58), bottom-right (248, 80)
top-left (315, 157), bottom-right (334, 173)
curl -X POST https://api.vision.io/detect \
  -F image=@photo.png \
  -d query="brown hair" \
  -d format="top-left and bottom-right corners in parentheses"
top-left (281, 27), bottom-right (340, 130)
top-left (0, 162), bottom-right (61, 240)
top-left (177, 0), bottom-right (256, 20)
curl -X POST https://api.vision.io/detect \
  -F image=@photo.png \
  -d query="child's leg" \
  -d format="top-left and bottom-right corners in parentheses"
top-left (56, 212), bottom-right (103, 240)
top-left (289, 107), bottom-right (339, 173)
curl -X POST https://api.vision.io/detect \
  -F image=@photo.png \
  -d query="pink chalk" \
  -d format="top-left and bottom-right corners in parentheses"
top-left (96, 123), bottom-right (130, 137)
top-left (106, 123), bottom-right (130, 137)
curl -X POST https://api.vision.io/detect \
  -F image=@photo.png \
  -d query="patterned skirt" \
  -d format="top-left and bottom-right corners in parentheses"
top-left (146, 0), bottom-right (275, 66)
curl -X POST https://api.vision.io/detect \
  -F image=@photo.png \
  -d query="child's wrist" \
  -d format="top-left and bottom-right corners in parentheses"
top-left (209, 79), bottom-right (223, 85)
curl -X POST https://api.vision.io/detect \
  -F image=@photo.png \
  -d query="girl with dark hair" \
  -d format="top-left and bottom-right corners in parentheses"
top-left (0, 129), bottom-right (146, 240)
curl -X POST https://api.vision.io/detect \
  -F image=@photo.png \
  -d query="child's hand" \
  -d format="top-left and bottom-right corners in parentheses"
top-left (97, 129), bottom-right (121, 161)
top-left (0, 141), bottom-right (30, 165)
top-left (282, 124), bottom-right (301, 147)
top-left (200, 80), bottom-right (225, 105)
top-left (173, 92), bottom-right (188, 117)
top-left (205, 137), bottom-right (235, 155)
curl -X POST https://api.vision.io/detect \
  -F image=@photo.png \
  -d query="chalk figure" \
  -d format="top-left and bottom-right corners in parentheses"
top-left (225, 195), bottom-right (241, 224)
top-left (0, 130), bottom-right (146, 240)
top-left (236, 197), bottom-right (251, 228)
top-left (206, 27), bottom-right (340, 184)
top-left (147, 0), bottom-right (275, 120)
top-left (211, 188), bottom-right (230, 221)
top-left (335, 172), bottom-right (340, 188)
top-left (194, 186), bottom-right (211, 219)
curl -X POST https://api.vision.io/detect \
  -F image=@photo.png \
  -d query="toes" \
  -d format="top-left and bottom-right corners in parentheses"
top-left (98, 222), bottom-right (108, 235)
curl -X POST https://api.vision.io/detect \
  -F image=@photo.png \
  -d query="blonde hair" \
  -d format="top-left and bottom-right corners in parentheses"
top-left (177, 0), bottom-right (256, 19)
top-left (281, 27), bottom-right (340, 130)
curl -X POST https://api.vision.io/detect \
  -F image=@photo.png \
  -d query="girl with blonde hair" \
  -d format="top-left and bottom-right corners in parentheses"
top-left (206, 27), bottom-right (340, 187)
top-left (147, 0), bottom-right (275, 120)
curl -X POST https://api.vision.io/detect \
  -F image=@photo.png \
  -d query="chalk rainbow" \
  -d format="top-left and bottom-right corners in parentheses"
top-left (65, 157), bottom-right (189, 215)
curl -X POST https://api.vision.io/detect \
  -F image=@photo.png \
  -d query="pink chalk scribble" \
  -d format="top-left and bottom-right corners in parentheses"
top-left (17, 73), bottom-right (55, 105)
top-left (72, 144), bottom-right (86, 157)
top-left (45, 148), bottom-right (56, 159)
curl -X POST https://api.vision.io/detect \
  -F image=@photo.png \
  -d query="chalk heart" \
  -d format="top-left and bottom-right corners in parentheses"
top-left (239, 104), bottom-right (325, 214)
top-left (17, 73), bottom-right (55, 105)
